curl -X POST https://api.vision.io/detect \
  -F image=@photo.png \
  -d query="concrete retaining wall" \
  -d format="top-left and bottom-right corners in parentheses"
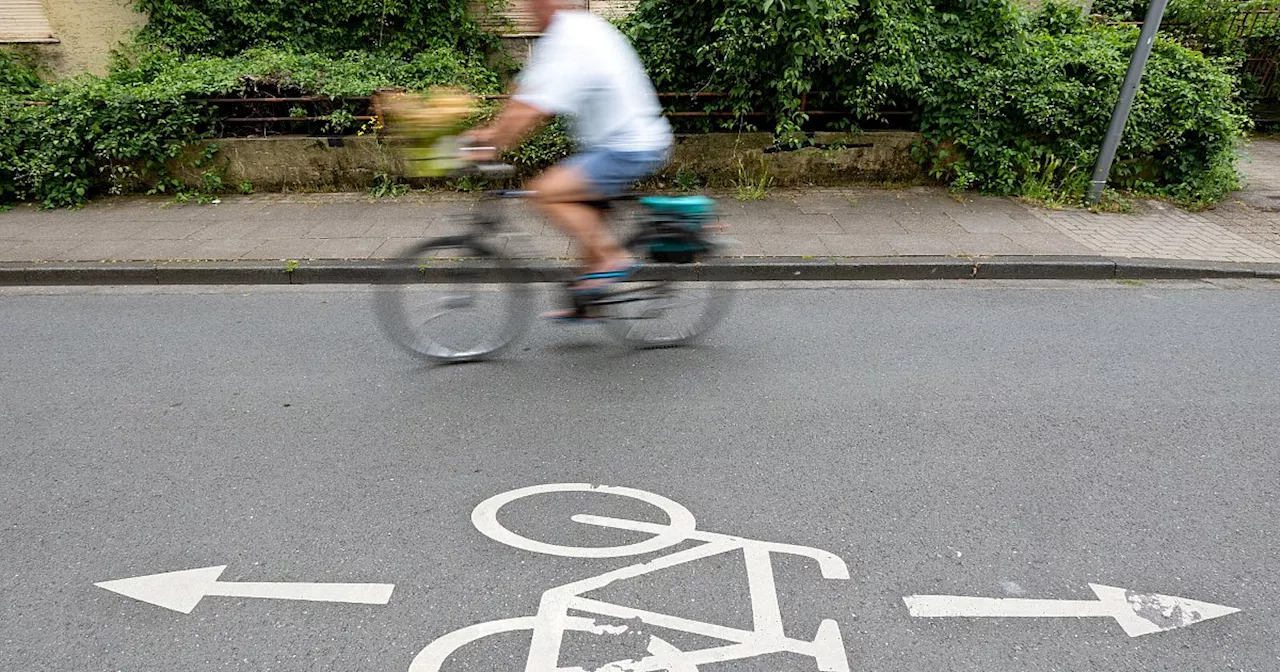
top-left (182, 137), bottom-right (401, 193)
top-left (670, 132), bottom-right (922, 188)
top-left (183, 131), bottom-right (925, 192)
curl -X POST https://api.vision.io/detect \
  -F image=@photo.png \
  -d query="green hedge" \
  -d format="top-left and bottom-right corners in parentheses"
top-left (0, 47), bottom-right (503, 208)
top-left (0, 0), bottom-right (519, 207)
top-left (0, 51), bottom-right (41, 97)
top-left (917, 7), bottom-right (1246, 204)
top-left (0, 0), bottom-right (1251, 207)
top-left (133, 0), bottom-right (496, 57)
top-left (627, 0), bottom-right (1247, 205)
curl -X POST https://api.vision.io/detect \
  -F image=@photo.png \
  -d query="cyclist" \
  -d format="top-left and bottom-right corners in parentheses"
top-left (465, 0), bottom-right (673, 307)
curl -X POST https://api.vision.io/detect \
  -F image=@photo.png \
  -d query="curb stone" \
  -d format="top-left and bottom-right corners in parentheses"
top-left (155, 261), bottom-right (293, 285)
top-left (971, 256), bottom-right (1116, 280)
top-left (695, 257), bottom-right (975, 281)
top-left (1111, 258), bottom-right (1262, 279)
top-left (4, 257), bottom-right (1280, 286)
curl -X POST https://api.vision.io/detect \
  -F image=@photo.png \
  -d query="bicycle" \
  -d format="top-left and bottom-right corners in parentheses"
top-left (373, 155), bottom-right (732, 363)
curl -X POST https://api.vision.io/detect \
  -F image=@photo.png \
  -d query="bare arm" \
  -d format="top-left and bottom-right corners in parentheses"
top-left (470, 99), bottom-right (551, 154)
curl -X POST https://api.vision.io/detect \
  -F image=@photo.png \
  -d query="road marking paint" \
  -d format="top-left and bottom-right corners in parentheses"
top-left (744, 547), bottom-right (786, 638)
top-left (95, 565), bottom-right (394, 614)
top-left (96, 483), bottom-right (1245, 671)
top-left (415, 483), bottom-right (852, 672)
top-left (904, 583), bottom-right (1240, 637)
top-left (409, 616), bottom-right (617, 672)
top-left (471, 483), bottom-right (698, 559)
top-left (572, 514), bottom-right (849, 579)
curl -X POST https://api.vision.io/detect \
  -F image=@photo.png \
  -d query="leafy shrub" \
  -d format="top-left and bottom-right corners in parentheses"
top-left (1, 0), bottom-right (535, 207)
top-left (1095, 0), bottom-right (1280, 120)
top-left (133, 0), bottom-right (497, 58)
top-left (1091, 0), bottom-right (1151, 22)
top-left (109, 45), bottom-right (502, 98)
top-left (0, 51), bottom-right (44, 204)
top-left (1, 46), bottom-right (504, 207)
top-left (2, 75), bottom-right (214, 208)
top-left (626, 0), bottom-right (1023, 141)
top-left (1093, 0), bottom-right (1268, 32)
top-left (1092, 0), bottom-right (1280, 67)
top-left (0, 50), bottom-right (42, 97)
top-left (502, 118), bottom-right (574, 172)
top-left (918, 16), bottom-right (1246, 205)
top-left (625, 0), bottom-right (1245, 204)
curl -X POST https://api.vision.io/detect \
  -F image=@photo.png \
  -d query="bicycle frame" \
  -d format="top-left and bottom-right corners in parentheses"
top-left (456, 188), bottom-right (717, 287)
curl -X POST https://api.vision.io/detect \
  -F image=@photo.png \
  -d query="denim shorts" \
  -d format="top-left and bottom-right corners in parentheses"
top-left (563, 147), bottom-right (670, 198)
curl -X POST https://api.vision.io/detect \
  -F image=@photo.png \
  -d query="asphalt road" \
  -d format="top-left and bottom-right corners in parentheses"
top-left (2, 281), bottom-right (1278, 672)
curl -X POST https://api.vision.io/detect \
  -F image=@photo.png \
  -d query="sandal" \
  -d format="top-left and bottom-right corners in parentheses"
top-left (572, 260), bottom-right (643, 295)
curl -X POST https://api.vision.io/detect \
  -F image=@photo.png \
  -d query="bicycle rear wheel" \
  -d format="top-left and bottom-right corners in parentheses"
top-left (374, 238), bottom-right (532, 363)
top-left (598, 241), bottom-right (731, 348)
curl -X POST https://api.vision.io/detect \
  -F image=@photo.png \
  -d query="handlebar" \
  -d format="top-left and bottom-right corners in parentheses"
top-left (456, 145), bottom-right (516, 178)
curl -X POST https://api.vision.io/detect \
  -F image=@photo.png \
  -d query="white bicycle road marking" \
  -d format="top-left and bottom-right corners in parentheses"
top-left (413, 483), bottom-right (852, 672)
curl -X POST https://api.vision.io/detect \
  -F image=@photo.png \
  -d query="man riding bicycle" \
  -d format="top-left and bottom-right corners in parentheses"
top-left (465, 0), bottom-right (673, 307)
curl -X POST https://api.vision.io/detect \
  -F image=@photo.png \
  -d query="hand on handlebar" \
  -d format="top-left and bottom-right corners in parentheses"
top-left (459, 130), bottom-right (499, 163)
top-left (461, 145), bottom-right (499, 163)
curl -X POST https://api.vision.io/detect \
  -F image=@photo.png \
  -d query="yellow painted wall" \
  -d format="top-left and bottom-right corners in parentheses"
top-left (35, 0), bottom-right (145, 77)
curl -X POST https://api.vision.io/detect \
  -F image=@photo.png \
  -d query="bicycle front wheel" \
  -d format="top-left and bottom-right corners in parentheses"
top-left (374, 239), bottom-right (532, 363)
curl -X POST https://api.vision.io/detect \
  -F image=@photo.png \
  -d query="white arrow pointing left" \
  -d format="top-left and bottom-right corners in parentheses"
top-left (95, 566), bottom-right (395, 614)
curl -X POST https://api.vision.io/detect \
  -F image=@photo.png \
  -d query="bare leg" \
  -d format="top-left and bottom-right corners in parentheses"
top-left (528, 165), bottom-right (633, 280)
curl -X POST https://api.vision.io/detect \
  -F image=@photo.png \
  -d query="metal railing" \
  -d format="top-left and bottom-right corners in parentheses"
top-left (1107, 8), bottom-right (1280, 107)
top-left (192, 92), bottom-right (915, 133)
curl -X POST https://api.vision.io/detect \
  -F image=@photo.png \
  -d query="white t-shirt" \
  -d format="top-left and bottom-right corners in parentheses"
top-left (515, 10), bottom-right (673, 153)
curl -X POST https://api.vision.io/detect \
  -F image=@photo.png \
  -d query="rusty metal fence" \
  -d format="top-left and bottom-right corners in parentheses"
top-left (1114, 7), bottom-right (1280, 115)
top-left (193, 92), bottom-right (913, 137)
top-left (1233, 11), bottom-right (1280, 104)
top-left (1178, 9), bottom-right (1280, 102)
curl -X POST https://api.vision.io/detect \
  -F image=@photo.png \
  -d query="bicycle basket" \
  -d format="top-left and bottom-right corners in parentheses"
top-left (374, 88), bottom-right (480, 178)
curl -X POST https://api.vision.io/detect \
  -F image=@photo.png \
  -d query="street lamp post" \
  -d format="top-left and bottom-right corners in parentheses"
top-left (1086, 0), bottom-right (1170, 204)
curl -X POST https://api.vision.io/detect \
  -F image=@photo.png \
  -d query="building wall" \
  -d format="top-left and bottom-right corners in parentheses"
top-left (484, 0), bottom-right (638, 64)
top-left (33, 0), bottom-right (145, 77)
top-left (477, 0), bottom-right (639, 35)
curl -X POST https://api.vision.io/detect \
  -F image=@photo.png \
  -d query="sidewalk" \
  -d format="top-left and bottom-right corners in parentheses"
top-left (4, 142), bottom-right (1280, 283)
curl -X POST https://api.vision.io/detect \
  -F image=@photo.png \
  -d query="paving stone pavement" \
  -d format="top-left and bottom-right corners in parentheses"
top-left (1235, 137), bottom-right (1280, 212)
top-left (1029, 202), bottom-right (1280, 263)
top-left (4, 144), bottom-right (1280, 265)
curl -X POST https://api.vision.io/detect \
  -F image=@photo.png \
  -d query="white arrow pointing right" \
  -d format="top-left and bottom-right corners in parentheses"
top-left (904, 584), bottom-right (1239, 637)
